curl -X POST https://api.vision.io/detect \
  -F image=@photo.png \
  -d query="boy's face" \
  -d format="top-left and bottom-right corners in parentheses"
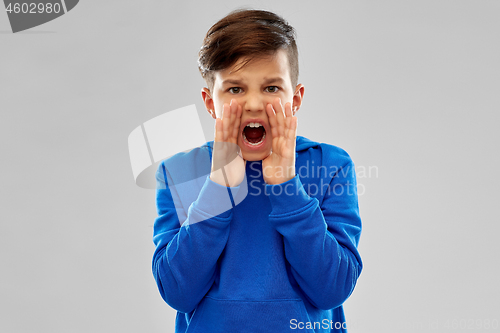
top-left (202, 49), bottom-right (305, 161)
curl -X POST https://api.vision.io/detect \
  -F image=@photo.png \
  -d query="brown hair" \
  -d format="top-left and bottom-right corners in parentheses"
top-left (198, 9), bottom-right (299, 92)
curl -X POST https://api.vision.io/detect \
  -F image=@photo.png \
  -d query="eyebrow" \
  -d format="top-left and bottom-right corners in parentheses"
top-left (221, 77), bottom-right (285, 86)
top-left (263, 77), bottom-right (285, 85)
top-left (221, 79), bottom-right (243, 86)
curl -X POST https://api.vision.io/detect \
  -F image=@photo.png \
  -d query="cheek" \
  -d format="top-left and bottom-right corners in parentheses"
top-left (280, 93), bottom-right (294, 105)
top-left (270, 91), bottom-right (292, 104)
top-left (212, 101), bottom-right (224, 119)
top-left (213, 96), bottom-right (234, 118)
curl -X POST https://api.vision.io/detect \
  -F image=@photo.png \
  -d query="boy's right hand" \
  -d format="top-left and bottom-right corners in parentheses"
top-left (210, 99), bottom-right (246, 187)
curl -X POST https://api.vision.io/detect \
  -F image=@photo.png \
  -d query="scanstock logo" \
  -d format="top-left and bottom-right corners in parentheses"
top-left (3, 0), bottom-right (79, 33)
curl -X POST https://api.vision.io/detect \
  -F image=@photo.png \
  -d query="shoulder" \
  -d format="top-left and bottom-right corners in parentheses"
top-left (157, 142), bottom-right (212, 184)
top-left (296, 135), bottom-right (354, 169)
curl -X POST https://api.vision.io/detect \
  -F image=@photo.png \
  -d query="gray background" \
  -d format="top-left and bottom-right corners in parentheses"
top-left (1, 0), bottom-right (499, 332)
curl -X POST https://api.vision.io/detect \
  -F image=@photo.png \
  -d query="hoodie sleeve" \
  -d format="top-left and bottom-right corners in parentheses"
top-left (265, 152), bottom-right (362, 310)
top-left (152, 160), bottom-right (237, 313)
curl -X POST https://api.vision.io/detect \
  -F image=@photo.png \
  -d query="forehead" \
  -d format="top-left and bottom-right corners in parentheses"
top-left (214, 49), bottom-right (291, 85)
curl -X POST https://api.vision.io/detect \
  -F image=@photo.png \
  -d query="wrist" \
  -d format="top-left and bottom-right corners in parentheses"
top-left (210, 169), bottom-right (229, 187)
top-left (265, 175), bottom-right (294, 185)
top-left (262, 165), bottom-right (296, 185)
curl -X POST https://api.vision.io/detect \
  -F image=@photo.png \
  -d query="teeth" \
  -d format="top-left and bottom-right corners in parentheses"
top-left (247, 122), bottom-right (263, 128)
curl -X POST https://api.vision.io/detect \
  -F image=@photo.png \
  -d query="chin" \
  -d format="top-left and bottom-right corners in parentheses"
top-left (240, 148), bottom-right (271, 161)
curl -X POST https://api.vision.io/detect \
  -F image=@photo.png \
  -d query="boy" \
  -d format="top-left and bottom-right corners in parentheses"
top-left (152, 9), bottom-right (362, 333)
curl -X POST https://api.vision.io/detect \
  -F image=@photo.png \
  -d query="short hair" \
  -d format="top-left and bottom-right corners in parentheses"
top-left (198, 9), bottom-right (299, 92)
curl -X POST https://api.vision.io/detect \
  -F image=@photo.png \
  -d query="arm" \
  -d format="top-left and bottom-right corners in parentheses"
top-left (153, 99), bottom-right (244, 313)
top-left (152, 161), bottom-right (236, 313)
top-left (266, 158), bottom-right (362, 310)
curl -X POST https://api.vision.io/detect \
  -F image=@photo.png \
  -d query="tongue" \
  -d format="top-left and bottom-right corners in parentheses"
top-left (244, 127), bottom-right (264, 143)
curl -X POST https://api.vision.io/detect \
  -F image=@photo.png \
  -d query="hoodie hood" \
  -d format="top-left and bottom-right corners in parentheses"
top-left (203, 135), bottom-right (320, 158)
top-left (163, 136), bottom-right (323, 189)
top-left (295, 135), bottom-right (320, 152)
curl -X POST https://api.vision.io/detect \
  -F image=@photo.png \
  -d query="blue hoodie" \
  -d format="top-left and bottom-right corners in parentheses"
top-left (152, 136), bottom-right (362, 333)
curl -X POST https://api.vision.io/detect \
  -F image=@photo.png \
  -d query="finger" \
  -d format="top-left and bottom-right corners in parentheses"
top-left (222, 103), bottom-right (230, 141)
top-left (229, 99), bottom-right (237, 131)
top-left (231, 104), bottom-right (242, 141)
top-left (286, 116), bottom-right (298, 152)
top-left (266, 103), bottom-right (279, 139)
top-left (283, 102), bottom-right (293, 133)
top-left (272, 97), bottom-right (285, 137)
top-left (284, 102), bottom-right (293, 118)
top-left (284, 102), bottom-right (297, 139)
top-left (288, 116), bottom-right (297, 140)
top-left (214, 118), bottom-right (223, 142)
top-left (229, 99), bottom-right (239, 140)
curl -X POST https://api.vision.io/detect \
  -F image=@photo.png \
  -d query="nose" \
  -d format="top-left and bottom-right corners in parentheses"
top-left (241, 91), bottom-right (270, 114)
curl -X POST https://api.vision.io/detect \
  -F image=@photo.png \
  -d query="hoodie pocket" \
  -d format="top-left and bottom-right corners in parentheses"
top-left (186, 296), bottom-right (314, 333)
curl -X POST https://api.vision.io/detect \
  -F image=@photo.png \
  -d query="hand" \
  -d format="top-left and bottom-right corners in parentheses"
top-left (210, 99), bottom-right (246, 187)
top-left (262, 98), bottom-right (297, 185)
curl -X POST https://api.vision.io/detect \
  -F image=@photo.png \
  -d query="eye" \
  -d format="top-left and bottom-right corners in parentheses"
top-left (228, 87), bottom-right (242, 94)
top-left (265, 86), bottom-right (279, 93)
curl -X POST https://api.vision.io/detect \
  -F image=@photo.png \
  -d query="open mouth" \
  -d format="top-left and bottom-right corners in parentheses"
top-left (242, 122), bottom-right (266, 146)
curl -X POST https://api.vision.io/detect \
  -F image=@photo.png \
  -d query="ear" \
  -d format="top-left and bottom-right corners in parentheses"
top-left (292, 84), bottom-right (305, 115)
top-left (201, 87), bottom-right (216, 119)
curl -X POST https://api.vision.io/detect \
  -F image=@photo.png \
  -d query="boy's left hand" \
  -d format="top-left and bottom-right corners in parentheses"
top-left (262, 98), bottom-right (297, 185)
